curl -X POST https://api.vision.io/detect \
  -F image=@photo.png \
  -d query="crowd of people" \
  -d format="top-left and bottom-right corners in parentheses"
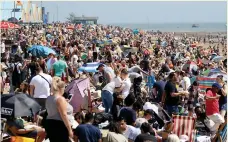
top-left (0, 23), bottom-right (227, 142)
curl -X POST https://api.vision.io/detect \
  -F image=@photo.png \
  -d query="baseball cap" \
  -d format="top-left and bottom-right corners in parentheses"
top-left (135, 118), bottom-right (148, 128)
top-left (212, 83), bottom-right (222, 89)
top-left (96, 64), bottom-right (104, 70)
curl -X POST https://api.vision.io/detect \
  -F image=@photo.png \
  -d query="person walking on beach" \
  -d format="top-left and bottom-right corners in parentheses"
top-left (45, 77), bottom-right (73, 142)
top-left (30, 63), bottom-right (52, 109)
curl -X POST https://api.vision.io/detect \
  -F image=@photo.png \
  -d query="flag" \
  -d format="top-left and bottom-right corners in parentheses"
top-left (16, 1), bottom-right (23, 6)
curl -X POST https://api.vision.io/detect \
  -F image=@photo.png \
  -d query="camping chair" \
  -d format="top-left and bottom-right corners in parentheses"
top-left (1, 118), bottom-right (10, 142)
top-left (1, 118), bottom-right (36, 142)
top-left (172, 115), bottom-right (196, 142)
top-left (212, 118), bottom-right (227, 142)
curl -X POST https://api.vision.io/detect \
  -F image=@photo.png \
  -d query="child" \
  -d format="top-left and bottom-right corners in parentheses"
top-left (15, 82), bottom-right (29, 94)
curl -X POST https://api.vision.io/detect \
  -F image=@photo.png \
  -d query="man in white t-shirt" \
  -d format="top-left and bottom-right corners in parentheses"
top-left (101, 76), bottom-right (122, 113)
top-left (30, 64), bottom-right (52, 109)
top-left (115, 69), bottom-right (132, 99)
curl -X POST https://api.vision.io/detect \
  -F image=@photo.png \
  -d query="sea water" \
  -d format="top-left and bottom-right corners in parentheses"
top-left (111, 23), bottom-right (227, 32)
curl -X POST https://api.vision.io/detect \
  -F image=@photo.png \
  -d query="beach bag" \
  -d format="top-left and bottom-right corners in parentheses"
top-left (93, 113), bottom-right (113, 126)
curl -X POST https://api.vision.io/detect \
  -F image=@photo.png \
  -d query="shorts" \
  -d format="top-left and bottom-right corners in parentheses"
top-left (166, 105), bottom-right (179, 116)
top-left (221, 103), bottom-right (227, 111)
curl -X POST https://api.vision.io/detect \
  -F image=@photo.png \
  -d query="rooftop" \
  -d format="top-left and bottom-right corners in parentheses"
top-left (74, 15), bottom-right (98, 20)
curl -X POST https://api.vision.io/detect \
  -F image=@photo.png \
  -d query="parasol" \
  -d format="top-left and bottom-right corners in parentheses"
top-left (209, 73), bottom-right (227, 81)
top-left (182, 61), bottom-right (198, 72)
top-left (211, 56), bottom-right (225, 63)
top-left (1, 93), bottom-right (41, 118)
top-left (208, 68), bottom-right (223, 76)
top-left (28, 45), bottom-right (56, 57)
top-left (0, 21), bottom-right (20, 29)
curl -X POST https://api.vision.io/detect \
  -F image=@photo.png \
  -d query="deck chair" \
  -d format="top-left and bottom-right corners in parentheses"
top-left (172, 115), bottom-right (196, 142)
top-left (212, 119), bottom-right (227, 142)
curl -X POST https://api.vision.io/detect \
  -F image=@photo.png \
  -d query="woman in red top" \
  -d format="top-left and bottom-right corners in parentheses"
top-left (205, 83), bottom-right (225, 131)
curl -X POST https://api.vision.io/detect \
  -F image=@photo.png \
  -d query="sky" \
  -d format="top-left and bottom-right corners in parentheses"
top-left (1, 1), bottom-right (227, 24)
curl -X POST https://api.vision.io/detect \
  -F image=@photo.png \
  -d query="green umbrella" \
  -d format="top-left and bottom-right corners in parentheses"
top-left (81, 54), bottom-right (87, 60)
top-left (202, 69), bottom-right (210, 76)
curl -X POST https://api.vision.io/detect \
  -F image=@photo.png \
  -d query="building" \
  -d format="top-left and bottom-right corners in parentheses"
top-left (74, 15), bottom-right (98, 24)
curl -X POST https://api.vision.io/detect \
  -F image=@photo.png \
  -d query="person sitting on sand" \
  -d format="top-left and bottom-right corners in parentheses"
top-left (15, 82), bottom-right (29, 94)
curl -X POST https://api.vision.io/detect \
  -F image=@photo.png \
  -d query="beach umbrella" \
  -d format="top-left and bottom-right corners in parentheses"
top-left (7, 17), bottom-right (18, 23)
top-left (133, 29), bottom-right (139, 34)
top-left (211, 56), bottom-right (225, 63)
top-left (28, 45), bottom-right (56, 57)
top-left (78, 62), bottom-right (106, 73)
top-left (65, 78), bottom-right (91, 112)
top-left (182, 61), bottom-right (198, 72)
top-left (208, 68), bottom-right (222, 76)
top-left (1, 93), bottom-right (41, 118)
top-left (0, 21), bottom-right (20, 29)
top-left (209, 73), bottom-right (227, 81)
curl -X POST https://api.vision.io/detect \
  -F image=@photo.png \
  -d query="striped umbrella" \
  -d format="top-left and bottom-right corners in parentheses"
top-left (197, 77), bottom-right (217, 91)
top-left (208, 68), bottom-right (222, 76)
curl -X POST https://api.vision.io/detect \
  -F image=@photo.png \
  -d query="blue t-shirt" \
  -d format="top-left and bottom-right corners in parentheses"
top-left (74, 124), bottom-right (101, 142)
top-left (119, 107), bottom-right (137, 125)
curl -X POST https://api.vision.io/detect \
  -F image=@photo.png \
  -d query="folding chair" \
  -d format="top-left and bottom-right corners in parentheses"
top-left (212, 119), bottom-right (227, 142)
top-left (172, 115), bottom-right (196, 142)
top-left (1, 118), bottom-right (11, 142)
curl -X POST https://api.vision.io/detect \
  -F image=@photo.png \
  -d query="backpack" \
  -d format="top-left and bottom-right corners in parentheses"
top-left (12, 63), bottom-right (22, 87)
top-left (93, 113), bottom-right (113, 126)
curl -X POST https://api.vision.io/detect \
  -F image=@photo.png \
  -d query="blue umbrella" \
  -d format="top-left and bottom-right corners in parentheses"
top-left (133, 29), bottom-right (139, 34)
top-left (211, 56), bottom-right (225, 63)
top-left (208, 68), bottom-right (222, 76)
top-left (78, 62), bottom-right (106, 73)
top-left (28, 45), bottom-right (56, 57)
